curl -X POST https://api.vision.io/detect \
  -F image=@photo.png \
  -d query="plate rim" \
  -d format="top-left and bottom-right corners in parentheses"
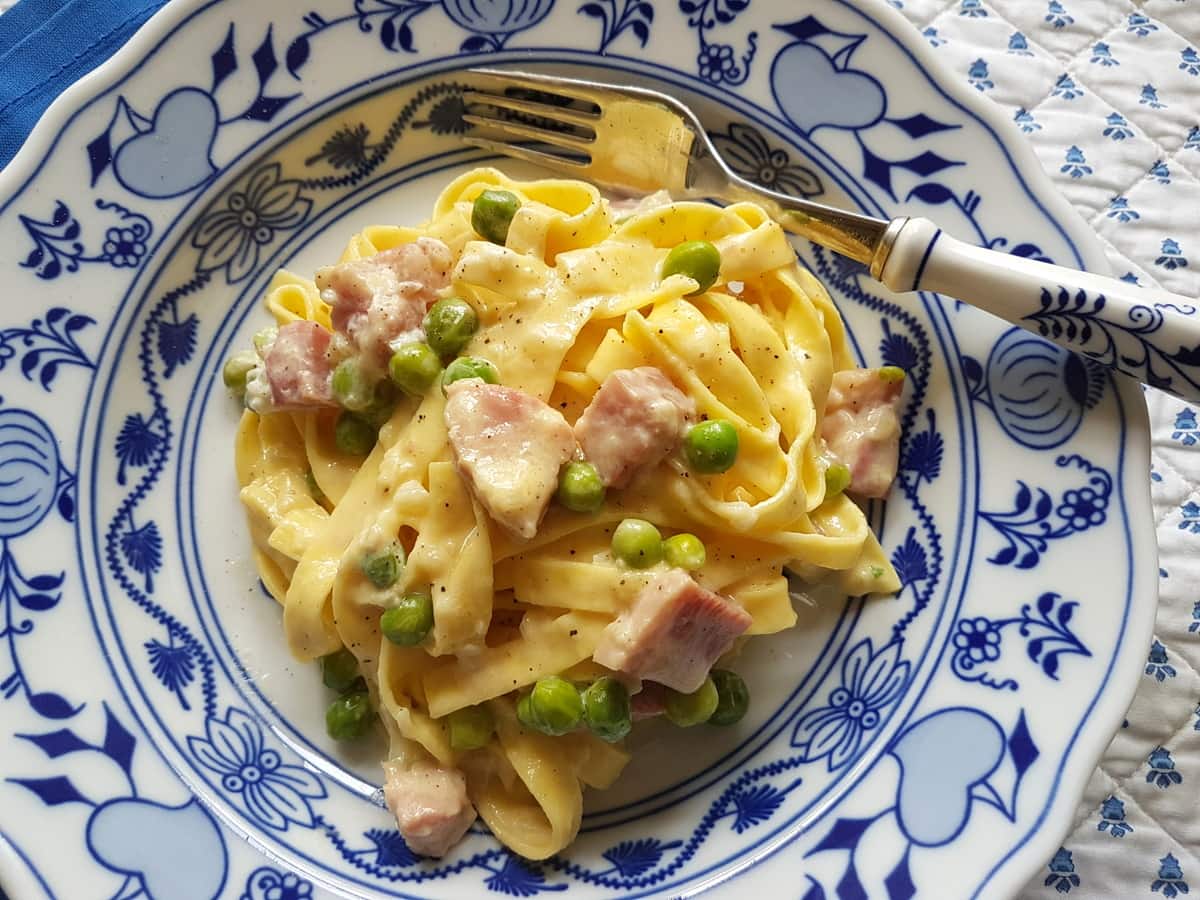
top-left (0, 0), bottom-right (1159, 896)
top-left (815, 5), bottom-right (1157, 897)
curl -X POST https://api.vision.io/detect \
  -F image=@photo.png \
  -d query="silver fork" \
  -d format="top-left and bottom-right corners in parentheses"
top-left (463, 67), bottom-right (1200, 402)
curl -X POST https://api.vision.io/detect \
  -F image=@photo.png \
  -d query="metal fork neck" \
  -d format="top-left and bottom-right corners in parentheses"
top-left (687, 154), bottom-right (895, 269)
top-left (724, 178), bottom-right (892, 266)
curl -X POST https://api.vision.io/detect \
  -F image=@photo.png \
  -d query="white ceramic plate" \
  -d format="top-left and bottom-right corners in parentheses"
top-left (0, 1), bottom-right (1155, 897)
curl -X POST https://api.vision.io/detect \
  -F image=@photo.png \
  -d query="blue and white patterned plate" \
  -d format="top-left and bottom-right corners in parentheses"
top-left (0, 1), bottom-right (1156, 897)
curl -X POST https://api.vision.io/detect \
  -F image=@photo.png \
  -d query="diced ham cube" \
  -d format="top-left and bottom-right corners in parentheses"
top-left (260, 321), bottom-right (337, 412)
top-left (631, 682), bottom-right (667, 720)
top-left (383, 761), bottom-right (477, 858)
top-left (821, 368), bottom-right (905, 499)
top-left (316, 237), bottom-right (453, 367)
top-left (444, 380), bottom-right (576, 539)
top-left (574, 367), bottom-right (695, 488)
top-left (593, 570), bottom-right (751, 693)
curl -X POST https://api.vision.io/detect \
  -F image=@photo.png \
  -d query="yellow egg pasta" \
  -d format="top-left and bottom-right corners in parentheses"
top-left (231, 167), bottom-right (900, 860)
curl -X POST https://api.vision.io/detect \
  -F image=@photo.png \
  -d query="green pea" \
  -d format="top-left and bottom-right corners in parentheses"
top-left (423, 298), bottom-right (479, 358)
top-left (334, 411), bottom-right (377, 456)
top-left (528, 676), bottom-right (584, 736)
top-left (582, 677), bottom-right (632, 743)
top-left (442, 356), bottom-right (499, 391)
top-left (663, 533), bottom-right (706, 570)
top-left (877, 365), bottom-right (906, 383)
top-left (708, 669), bottom-right (749, 726)
top-left (516, 692), bottom-right (538, 731)
top-left (389, 342), bottom-right (442, 396)
top-left (326, 691), bottom-right (372, 741)
top-left (472, 189), bottom-right (521, 244)
top-left (331, 358), bottom-right (375, 412)
top-left (380, 590), bottom-right (434, 646)
top-left (252, 327), bottom-right (277, 354)
top-left (222, 351), bottom-right (257, 397)
top-left (321, 648), bottom-right (360, 693)
top-left (448, 704), bottom-right (495, 751)
top-left (611, 518), bottom-right (664, 569)
top-left (683, 420), bottom-right (739, 474)
top-left (360, 544), bottom-right (405, 589)
top-left (305, 469), bottom-right (329, 507)
top-left (361, 379), bottom-right (399, 429)
top-left (556, 461), bottom-right (606, 513)
top-left (824, 461), bottom-right (851, 497)
top-left (661, 240), bottom-right (721, 295)
top-left (664, 676), bottom-right (719, 727)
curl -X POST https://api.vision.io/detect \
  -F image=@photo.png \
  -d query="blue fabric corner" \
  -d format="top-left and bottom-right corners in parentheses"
top-left (0, 0), bottom-right (170, 170)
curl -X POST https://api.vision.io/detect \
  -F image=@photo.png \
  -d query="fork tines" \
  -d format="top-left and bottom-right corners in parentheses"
top-left (462, 69), bottom-right (606, 168)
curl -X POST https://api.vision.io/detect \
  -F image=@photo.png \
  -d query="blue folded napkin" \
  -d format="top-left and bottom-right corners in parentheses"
top-left (0, 0), bottom-right (169, 169)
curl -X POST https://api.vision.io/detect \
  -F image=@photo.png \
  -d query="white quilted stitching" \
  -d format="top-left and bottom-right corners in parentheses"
top-left (893, 0), bottom-right (1200, 894)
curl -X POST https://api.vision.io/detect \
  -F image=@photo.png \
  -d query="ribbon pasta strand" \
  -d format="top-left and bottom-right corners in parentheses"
top-left (232, 168), bottom-right (899, 860)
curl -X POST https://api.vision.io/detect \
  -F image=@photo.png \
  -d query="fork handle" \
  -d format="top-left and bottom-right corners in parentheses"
top-left (875, 216), bottom-right (1200, 401)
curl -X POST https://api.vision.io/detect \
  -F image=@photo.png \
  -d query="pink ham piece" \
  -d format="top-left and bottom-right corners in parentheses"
top-left (444, 380), bottom-right (576, 539)
top-left (593, 569), bottom-right (751, 693)
top-left (316, 237), bottom-right (453, 367)
top-left (574, 367), bottom-right (695, 488)
top-left (383, 762), bottom-right (477, 858)
top-left (261, 320), bottom-right (337, 411)
top-left (820, 367), bottom-right (905, 499)
top-left (630, 682), bottom-right (667, 720)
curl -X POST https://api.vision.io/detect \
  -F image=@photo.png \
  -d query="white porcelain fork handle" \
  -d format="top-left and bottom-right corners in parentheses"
top-left (876, 217), bottom-right (1200, 402)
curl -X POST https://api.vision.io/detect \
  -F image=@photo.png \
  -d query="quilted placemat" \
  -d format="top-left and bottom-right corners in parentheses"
top-left (890, 0), bottom-right (1200, 895)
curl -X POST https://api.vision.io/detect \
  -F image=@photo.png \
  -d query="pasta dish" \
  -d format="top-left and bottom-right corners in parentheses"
top-left (224, 168), bottom-right (904, 860)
